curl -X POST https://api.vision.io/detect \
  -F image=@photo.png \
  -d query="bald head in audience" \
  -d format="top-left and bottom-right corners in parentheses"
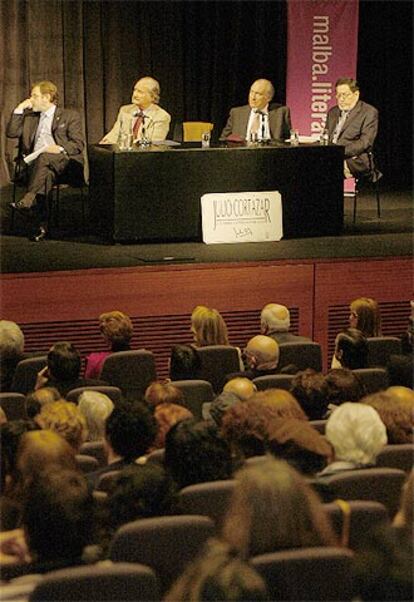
top-left (223, 377), bottom-right (257, 401)
top-left (261, 304), bottom-right (290, 334)
top-left (245, 335), bottom-right (279, 371)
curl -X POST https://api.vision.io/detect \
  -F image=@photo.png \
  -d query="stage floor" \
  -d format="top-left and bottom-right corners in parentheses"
top-left (1, 186), bottom-right (412, 274)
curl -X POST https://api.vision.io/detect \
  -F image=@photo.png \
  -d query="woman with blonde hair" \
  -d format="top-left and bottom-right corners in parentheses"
top-left (36, 400), bottom-right (88, 452)
top-left (349, 297), bottom-right (382, 337)
top-left (85, 310), bottom-right (133, 379)
top-left (191, 305), bottom-right (229, 346)
top-left (221, 457), bottom-right (337, 557)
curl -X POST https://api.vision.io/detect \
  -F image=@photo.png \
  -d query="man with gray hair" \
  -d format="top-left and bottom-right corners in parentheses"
top-left (100, 76), bottom-right (171, 144)
top-left (0, 320), bottom-right (25, 391)
top-left (260, 303), bottom-right (311, 344)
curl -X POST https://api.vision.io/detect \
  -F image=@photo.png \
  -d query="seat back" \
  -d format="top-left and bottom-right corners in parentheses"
top-left (11, 356), bottom-right (47, 394)
top-left (0, 392), bottom-right (26, 420)
top-left (309, 419), bottom-right (327, 434)
top-left (352, 368), bottom-right (389, 393)
top-left (109, 515), bottom-right (215, 593)
top-left (321, 467), bottom-right (406, 518)
top-left (100, 350), bottom-right (157, 401)
top-left (29, 562), bottom-right (159, 602)
top-left (367, 336), bottom-right (402, 368)
top-left (170, 379), bottom-right (214, 419)
top-left (195, 345), bottom-right (241, 393)
top-left (146, 448), bottom-right (165, 465)
top-left (66, 385), bottom-right (123, 405)
top-left (253, 374), bottom-right (295, 391)
top-left (177, 480), bottom-right (236, 527)
top-left (75, 453), bottom-right (99, 474)
top-left (79, 440), bottom-right (107, 468)
top-left (183, 121), bottom-right (214, 142)
top-left (95, 469), bottom-right (123, 493)
top-left (376, 444), bottom-right (414, 473)
top-left (278, 342), bottom-right (322, 372)
top-left (323, 500), bottom-right (389, 550)
top-left (250, 547), bottom-right (354, 601)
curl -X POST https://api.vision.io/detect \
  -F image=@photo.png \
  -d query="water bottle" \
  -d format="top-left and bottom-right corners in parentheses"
top-left (289, 129), bottom-right (299, 146)
top-left (320, 130), bottom-right (329, 145)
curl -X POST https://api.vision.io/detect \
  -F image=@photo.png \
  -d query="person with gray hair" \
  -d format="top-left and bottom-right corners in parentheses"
top-left (78, 390), bottom-right (114, 441)
top-left (100, 76), bottom-right (171, 144)
top-left (260, 303), bottom-right (311, 344)
top-left (0, 320), bottom-right (25, 391)
top-left (318, 402), bottom-right (387, 476)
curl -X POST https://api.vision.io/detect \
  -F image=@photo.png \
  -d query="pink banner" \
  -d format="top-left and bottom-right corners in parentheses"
top-left (286, 0), bottom-right (359, 136)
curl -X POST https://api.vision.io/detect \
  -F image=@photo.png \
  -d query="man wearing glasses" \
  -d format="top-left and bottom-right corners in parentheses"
top-left (326, 78), bottom-right (380, 180)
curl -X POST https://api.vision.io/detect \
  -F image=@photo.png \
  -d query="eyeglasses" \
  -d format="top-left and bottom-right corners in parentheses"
top-left (336, 92), bottom-right (355, 100)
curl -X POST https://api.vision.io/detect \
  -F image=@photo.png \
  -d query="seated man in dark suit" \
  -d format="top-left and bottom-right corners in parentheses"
top-left (260, 303), bottom-right (311, 344)
top-left (7, 80), bottom-right (84, 241)
top-left (220, 79), bottom-right (291, 142)
top-left (326, 78), bottom-right (380, 180)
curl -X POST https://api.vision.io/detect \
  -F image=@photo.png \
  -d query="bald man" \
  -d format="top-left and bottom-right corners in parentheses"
top-left (100, 76), bottom-right (171, 144)
top-left (260, 303), bottom-right (311, 344)
top-left (225, 335), bottom-right (281, 382)
top-left (223, 377), bottom-right (257, 401)
top-left (220, 79), bottom-right (291, 142)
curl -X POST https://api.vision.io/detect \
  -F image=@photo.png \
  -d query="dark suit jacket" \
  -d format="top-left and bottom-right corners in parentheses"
top-left (6, 107), bottom-right (84, 164)
top-left (326, 100), bottom-right (378, 177)
top-left (268, 332), bottom-right (312, 344)
top-left (220, 103), bottom-right (291, 141)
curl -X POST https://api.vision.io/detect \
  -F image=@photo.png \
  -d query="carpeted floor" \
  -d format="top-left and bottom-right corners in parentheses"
top-left (1, 185), bottom-right (412, 274)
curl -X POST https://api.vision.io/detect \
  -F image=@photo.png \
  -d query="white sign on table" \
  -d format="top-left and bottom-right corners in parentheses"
top-left (201, 190), bottom-right (283, 244)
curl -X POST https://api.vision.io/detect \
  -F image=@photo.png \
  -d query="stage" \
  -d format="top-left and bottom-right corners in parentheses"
top-left (1, 185), bottom-right (412, 378)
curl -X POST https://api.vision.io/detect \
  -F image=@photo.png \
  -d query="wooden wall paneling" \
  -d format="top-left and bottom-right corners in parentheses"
top-left (314, 258), bottom-right (413, 370)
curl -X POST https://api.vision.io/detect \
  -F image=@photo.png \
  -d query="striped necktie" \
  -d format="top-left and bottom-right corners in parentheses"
top-left (332, 110), bottom-right (349, 143)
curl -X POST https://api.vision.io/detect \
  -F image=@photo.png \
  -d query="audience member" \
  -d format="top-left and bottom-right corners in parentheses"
top-left (362, 387), bottom-right (414, 444)
top-left (208, 391), bottom-right (244, 427)
top-left (25, 387), bottom-right (61, 420)
top-left (353, 470), bottom-right (413, 601)
top-left (165, 419), bottom-right (233, 489)
top-left (87, 402), bottom-right (157, 489)
top-left (165, 539), bottom-right (269, 602)
top-left (268, 418), bottom-right (333, 475)
top-left (331, 328), bottom-right (368, 370)
top-left (35, 342), bottom-right (106, 397)
top-left (85, 311), bottom-right (133, 379)
top-left (221, 458), bottom-right (336, 557)
top-left (0, 469), bottom-right (95, 592)
top-left (229, 335), bottom-right (280, 380)
top-left (260, 303), bottom-right (311, 343)
top-left (144, 381), bottom-right (193, 449)
top-left (169, 344), bottom-right (201, 381)
top-left (349, 297), bottom-right (382, 337)
top-left (36, 400), bottom-right (88, 452)
top-left (325, 368), bottom-right (366, 406)
top-left (220, 79), bottom-right (291, 142)
top-left (223, 377), bottom-right (257, 401)
top-left (388, 306), bottom-right (414, 387)
top-left (100, 76), bottom-right (171, 144)
top-left (319, 402), bottom-right (387, 476)
top-left (145, 381), bottom-right (184, 407)
top-left (0, 321), bottom-right (25, 392)
top-left (191, 305), bottom-right (230, 347)
top-left (78, 390), bottom-right (114, 441)
top-left (290, 369), bottom-right (329, 420)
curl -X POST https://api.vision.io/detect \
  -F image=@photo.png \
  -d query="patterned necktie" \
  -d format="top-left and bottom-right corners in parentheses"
top-left (333, 110), bottom-right (349, 143)
top-left (132, 111), bottom-right (145, 140)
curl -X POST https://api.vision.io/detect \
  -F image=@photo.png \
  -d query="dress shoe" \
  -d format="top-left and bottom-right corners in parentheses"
top-left (29, 226), bottom-right (48, 242)
top-left (10, 191), bottom-right (36, 210)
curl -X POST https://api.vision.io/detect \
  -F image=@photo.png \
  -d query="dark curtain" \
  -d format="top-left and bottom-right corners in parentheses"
top-left (0, 0), bottom-right (411, 187)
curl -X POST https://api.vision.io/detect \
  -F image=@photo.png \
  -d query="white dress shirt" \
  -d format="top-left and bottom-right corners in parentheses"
top-left (246, 106), bottom-right (271, 141)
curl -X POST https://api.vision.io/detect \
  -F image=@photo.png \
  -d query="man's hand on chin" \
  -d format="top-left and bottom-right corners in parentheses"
top-left (44, 144), bottom-right (64, 154)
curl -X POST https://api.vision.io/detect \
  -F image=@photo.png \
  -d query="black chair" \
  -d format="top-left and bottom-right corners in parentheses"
top-left (352, 368), bottom-right (389, 394)
top-left (323, 500), bottom-right (389, 550)
top-left (10, 355), bottom-right (47, 394)
top-left (352, 152), bottom-right (382, 223)
top-left (278, 342), bottom-right (322, 372)
top-left (250, 546), bottom-right (355, 601)
top-left (100, 350), bottom-right (157, 401)
top-left (0, 392), bottom-right (26, 420)
top-left (196, 345), bottom-right (241, 393)
top-left (146, 448), bottom-right (165, 465)
top-left (109, 515), bottom-right (216, 593)
top-left (29, 562), bottom-right (159, 602)
top-left (366, 336), bottom-right (402, 368)
top-left (253, 374), bottom-right (295, 391)
top-left (177, 480), bottom-right (236, 528)
top-left (309, 419), bottom-right (327, 434)
top-left (79, 440), bottom-right (107, 468)
top-left (376, 444), bottom-right (414, 473)
top-left (75, 453), bottom-right (99, 474)
top-left (66, 385), bottom-right (123, 405)
top-left (170, 379), bottom-right (214, 420)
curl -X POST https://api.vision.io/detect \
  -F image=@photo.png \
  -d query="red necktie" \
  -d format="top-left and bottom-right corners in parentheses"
top-left (133, 112), bottom-right (144, 139)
